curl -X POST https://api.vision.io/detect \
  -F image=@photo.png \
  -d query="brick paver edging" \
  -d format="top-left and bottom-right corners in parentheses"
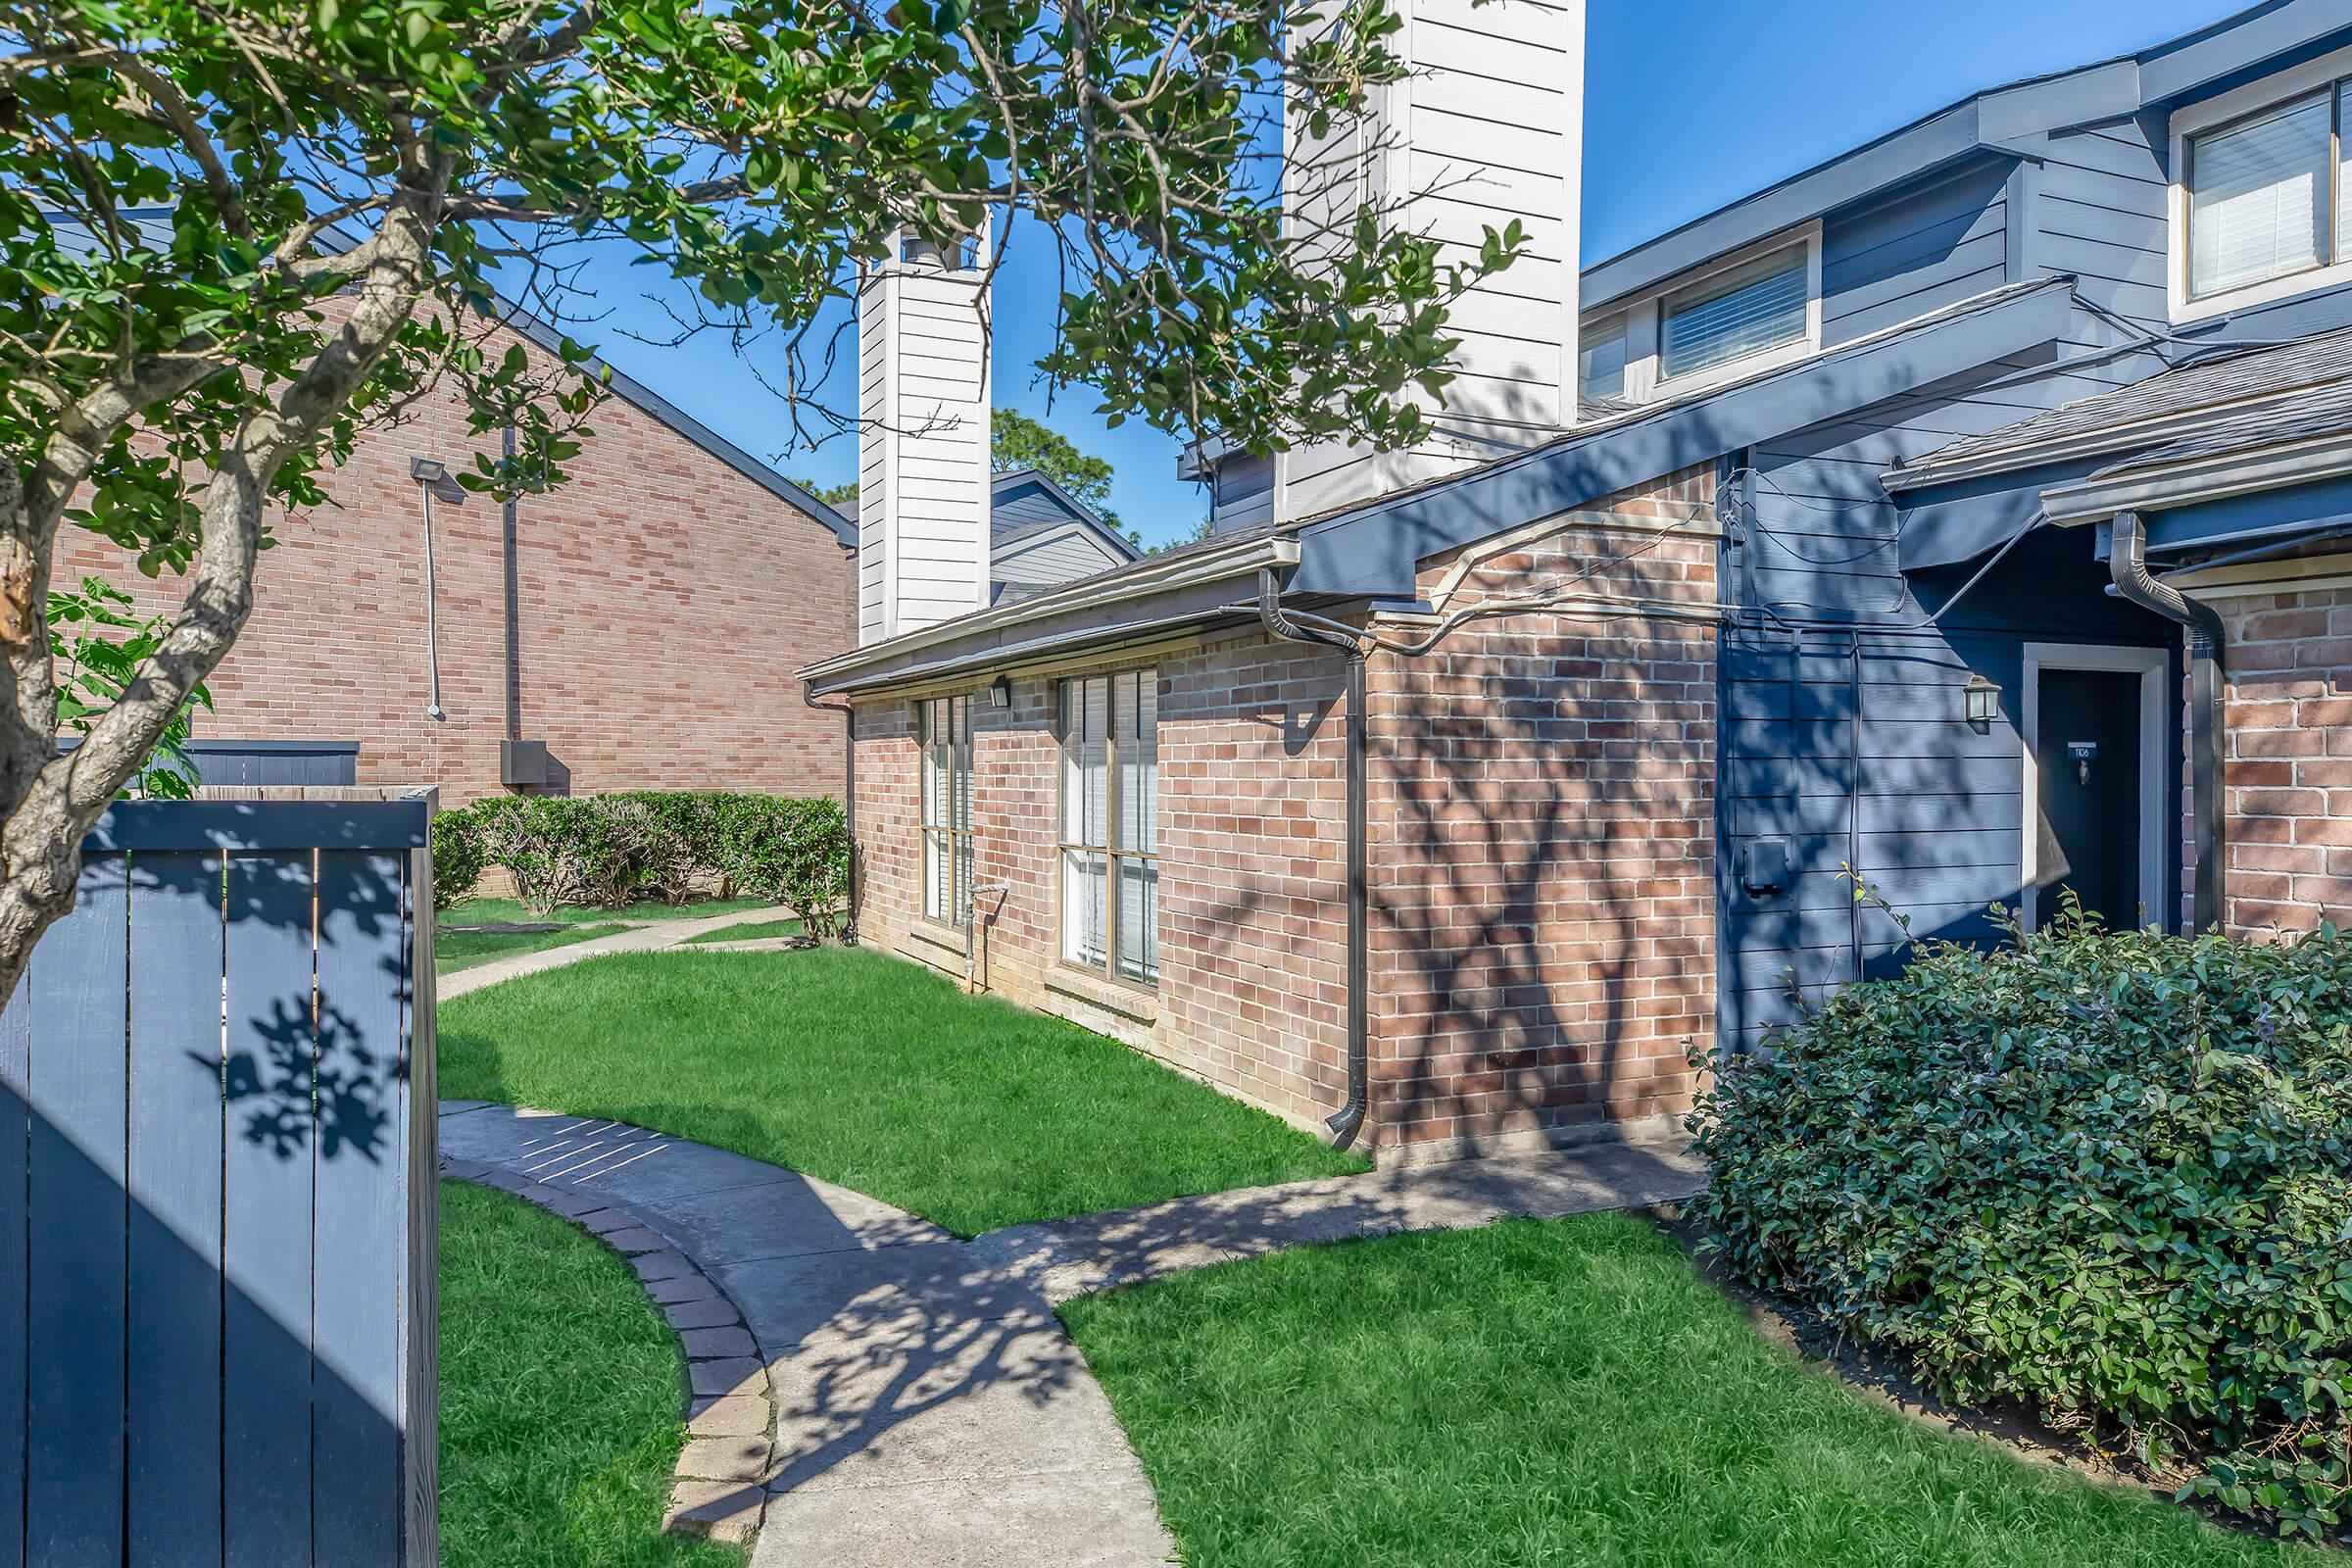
top-left (440, 1148), bottom-right (781, 1545)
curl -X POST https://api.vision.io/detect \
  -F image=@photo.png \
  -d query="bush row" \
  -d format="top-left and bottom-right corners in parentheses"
top-left (1689, 904), bottom-right (2352, 1542)
top-left (431, 791), bottom-right (852, 940)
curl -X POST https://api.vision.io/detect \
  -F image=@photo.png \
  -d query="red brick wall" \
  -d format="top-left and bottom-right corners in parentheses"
top-left (1370, 466), bottom-right (1720, 1150)
top-left (57, 321), bottom-right (855, 804)
top-left (2210, 586), bottom-right (2352, 934)
top-left (851, 632), bottom-right (1353, 1134)
top-left (847, 466), bottom-right (1722, 1157)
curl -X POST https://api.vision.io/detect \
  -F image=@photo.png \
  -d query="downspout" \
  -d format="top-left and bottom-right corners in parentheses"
top-left (1254, 567), bottom-right (1370, 1151)
top-left (804, 688), bottom-right (858, 938)
top-left (2109, 509), bottom-right (2227, 932)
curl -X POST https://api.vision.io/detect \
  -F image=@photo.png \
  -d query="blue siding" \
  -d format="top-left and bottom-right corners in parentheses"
top-left (2035, 122), bottom-right (2171, 325)
top-left (1823, 157), bottom-right (2014, 346)
top-left (1720, 373), bottom-right (2183, 1054)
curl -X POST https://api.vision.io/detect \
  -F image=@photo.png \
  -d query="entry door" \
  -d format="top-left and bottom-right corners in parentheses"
top-left (2032, 667), bottom-right (2145, 929)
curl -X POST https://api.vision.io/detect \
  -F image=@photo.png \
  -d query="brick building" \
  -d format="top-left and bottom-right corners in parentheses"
top-left (58, 275), bottom-right (1136, 805)
top-left (59, 302), bottom-right (859, 803)
top-left (808, 6), bottom-right (2352, 1162)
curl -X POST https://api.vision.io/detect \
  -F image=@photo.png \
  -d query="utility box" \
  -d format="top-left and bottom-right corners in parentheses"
top-left (499, 740), bottom-right (548, 789)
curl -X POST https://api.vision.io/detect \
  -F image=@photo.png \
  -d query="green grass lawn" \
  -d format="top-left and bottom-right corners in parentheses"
top-left (1060, 1214), bottom-right (2333, 1568)
top-left (437, 923), bottom-right (626, 974)
top-left (442, 897), bottom-right (770, 928)
top-left (439, 1182), bottom-right (741, 1568)
top-left (437, 947), bottom-right (1366, 1236)
top-left (682, 917), bottom-right (806, 946)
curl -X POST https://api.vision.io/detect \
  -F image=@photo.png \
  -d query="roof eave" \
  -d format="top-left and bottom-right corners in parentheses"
top-left (800, 533), bottom-right (1298, 695)
top-left (2042, 429), bottom-right (2352, 524)
top-left (1885, 382), bottom-right (2338, 495)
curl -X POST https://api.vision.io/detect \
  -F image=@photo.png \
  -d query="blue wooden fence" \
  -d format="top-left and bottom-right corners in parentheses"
top-left (0, 790), bottom-right (437, 1567)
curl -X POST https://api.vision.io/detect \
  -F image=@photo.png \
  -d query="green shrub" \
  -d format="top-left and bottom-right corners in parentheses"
top-left (1690, 904), bottom-right (2352, 1543)
top-left (429, 791), bottom-right (852, 932)
top-left (430, 800), bottom-right (489, 909)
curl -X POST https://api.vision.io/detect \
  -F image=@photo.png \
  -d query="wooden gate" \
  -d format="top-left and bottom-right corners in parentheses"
top-left (0, 789), bottom-right (438, 1567)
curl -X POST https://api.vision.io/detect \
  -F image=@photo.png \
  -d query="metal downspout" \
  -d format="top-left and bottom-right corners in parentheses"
top-left (1254, 567), bottom-right (1370, 1151)
top-left (2109, 509), bottom-right (2227, 932)
top-left (805, 688), bottom-right (858, 937)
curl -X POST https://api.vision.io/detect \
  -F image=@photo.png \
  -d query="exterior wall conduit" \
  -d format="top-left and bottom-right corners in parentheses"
top-left (2109, 509), bottom-right (2227, 933)
top-left (1250, 568), bottom-right (1371, 1151)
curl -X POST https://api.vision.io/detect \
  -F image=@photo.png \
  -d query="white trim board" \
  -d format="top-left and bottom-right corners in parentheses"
top-left (2019, 642), bottom-right (2171, 934)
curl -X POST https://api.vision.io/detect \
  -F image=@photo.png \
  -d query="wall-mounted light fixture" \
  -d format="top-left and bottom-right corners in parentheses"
top-left (988, 674), bottom-right (1012, 710)
top-left (1964, 673), bottom-right (2001, 731)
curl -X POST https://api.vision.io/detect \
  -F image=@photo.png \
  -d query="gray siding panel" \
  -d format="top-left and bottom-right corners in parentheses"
top-left (223, 852), bottom-right (317, 1568)
top-left (1721, 334), bottom-right (2184, 1054)
top-left (25, 860), bottom-right (128, 1568)
top-left (1822, 158), bottom-right (2015, 346)
top-left (0, 976), bottom-right (21, 1568)
top-left (313, 851), bottom-right (410, 1568)
top-left (994, 527), bottom-right (1128, 586)
top-left (126, 853), bottom-right (225, 1568)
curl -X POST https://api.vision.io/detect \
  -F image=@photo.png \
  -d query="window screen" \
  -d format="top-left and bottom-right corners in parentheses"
top-left (2188, 89), bottom-right (2332, 300)
top-left (1580, 316), bottom-right (1630, 404)
top-left (1058, 670), bottom-right (1158, 985)
top-left (1659, 244), bottom-right (1810, 381)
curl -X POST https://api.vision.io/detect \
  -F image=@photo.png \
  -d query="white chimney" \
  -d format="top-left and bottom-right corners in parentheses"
top-left (857, 224), bottom-right (994, 645)
top-left (1275, 0), bottom-right (1584, 521)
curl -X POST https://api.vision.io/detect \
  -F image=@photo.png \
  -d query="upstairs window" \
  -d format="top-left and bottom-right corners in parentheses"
top-left (1659, 241), bottom-right (1811, 381)
top-left (1058, 670), bottom-right (1158, 987)
top-left (2186, 88), bottom-right (2337, 300)
top-left (1580, 315), bottom-right (1630, 404)
top-left (919, 695), bottom-right (974, 928)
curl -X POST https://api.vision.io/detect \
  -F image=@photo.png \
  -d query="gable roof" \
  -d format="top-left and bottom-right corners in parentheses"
top-left (988, 467), bottom-right (1143, 561)
top-left (1885, 323), bottom-right (2352, 492)
top-left (64, 206), bottom-right (857, 548)
top-left (1584, 1), bottom-right (2352, 313)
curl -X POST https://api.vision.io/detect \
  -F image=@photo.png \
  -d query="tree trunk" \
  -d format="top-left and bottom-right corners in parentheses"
top-left (0, 194), bottom-right (443, 999)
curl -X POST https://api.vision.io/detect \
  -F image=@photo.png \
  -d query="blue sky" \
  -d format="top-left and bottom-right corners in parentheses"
top-left (568, 0), bottom-right (2231, 546)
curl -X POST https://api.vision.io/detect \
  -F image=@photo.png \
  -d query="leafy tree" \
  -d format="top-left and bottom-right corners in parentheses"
top-left (789, 477), bottom-right (862, 511)
top-left (992, 408), bottom-right (1116, 521)
top-left (0, 0), bottom-right (1519, 992)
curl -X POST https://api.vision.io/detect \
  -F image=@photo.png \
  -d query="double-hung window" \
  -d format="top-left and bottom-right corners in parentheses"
top-left (918, 694), bottom-right (974, 928)
top-left (2184, 83), bottom-right (2350, 302)
top-left (1058, 670), bottom-right (1158, 986)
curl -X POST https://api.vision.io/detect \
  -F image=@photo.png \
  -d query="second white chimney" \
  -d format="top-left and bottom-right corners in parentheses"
top-left (857, 226), bottom-right (993, 645)
top-left (1276, 0), bottom-right (1585, 521)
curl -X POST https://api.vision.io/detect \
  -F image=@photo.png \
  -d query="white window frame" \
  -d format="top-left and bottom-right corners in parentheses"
top-left (1055, 670), bottom-right (1159, 990)
top-left (1578, 223), bottom-right (1824, 413)
top-left (917, 693), bottom-right (976, 931)
top-left (1578, 309), bottom-right (1633, 406)
top-left (2018, 643), bottom-right (2170, 935)
top-left (2170, 41), bottom-right (2352, 323)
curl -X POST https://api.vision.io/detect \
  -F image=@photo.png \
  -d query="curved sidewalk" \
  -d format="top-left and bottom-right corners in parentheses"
top-left (439, 1102), bottom-right (1706, 1567)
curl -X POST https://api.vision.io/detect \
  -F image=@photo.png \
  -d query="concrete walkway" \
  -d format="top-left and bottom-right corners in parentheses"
top-left (439, 1102), bottom-right (1707, 1568)
top-left (437, 904), bottom-right (801, 999)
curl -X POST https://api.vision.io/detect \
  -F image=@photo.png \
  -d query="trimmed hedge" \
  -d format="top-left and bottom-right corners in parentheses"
top-left (432, 791), bottom-right (852, 940)
top-left (1690, 904), bottom-right (2352, 1542)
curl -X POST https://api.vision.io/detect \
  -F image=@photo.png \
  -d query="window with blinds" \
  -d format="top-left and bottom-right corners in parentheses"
top-left (1659, 242), bottom-right (1810, 381)
top-left (1580, 315), bottom-right (1630, 404)
top-left (2186, 87), bottom-right (2337, 300)
top-left (918, 695), bottom-right (974, 928)
top-left (1057, 670), bottom-right (1158, 987)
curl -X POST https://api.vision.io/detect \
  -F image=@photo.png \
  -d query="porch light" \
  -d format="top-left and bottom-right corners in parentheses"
top-left (1964, 673), bottom-right (2001, 730)
top-left (989, 674), bottom-right (1012, 710)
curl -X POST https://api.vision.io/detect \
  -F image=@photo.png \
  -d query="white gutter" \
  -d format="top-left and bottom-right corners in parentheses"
top-left (798, 532), bottom-right (1300, 691)
top-left (2040, 428), bottom-right (2352, 524)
